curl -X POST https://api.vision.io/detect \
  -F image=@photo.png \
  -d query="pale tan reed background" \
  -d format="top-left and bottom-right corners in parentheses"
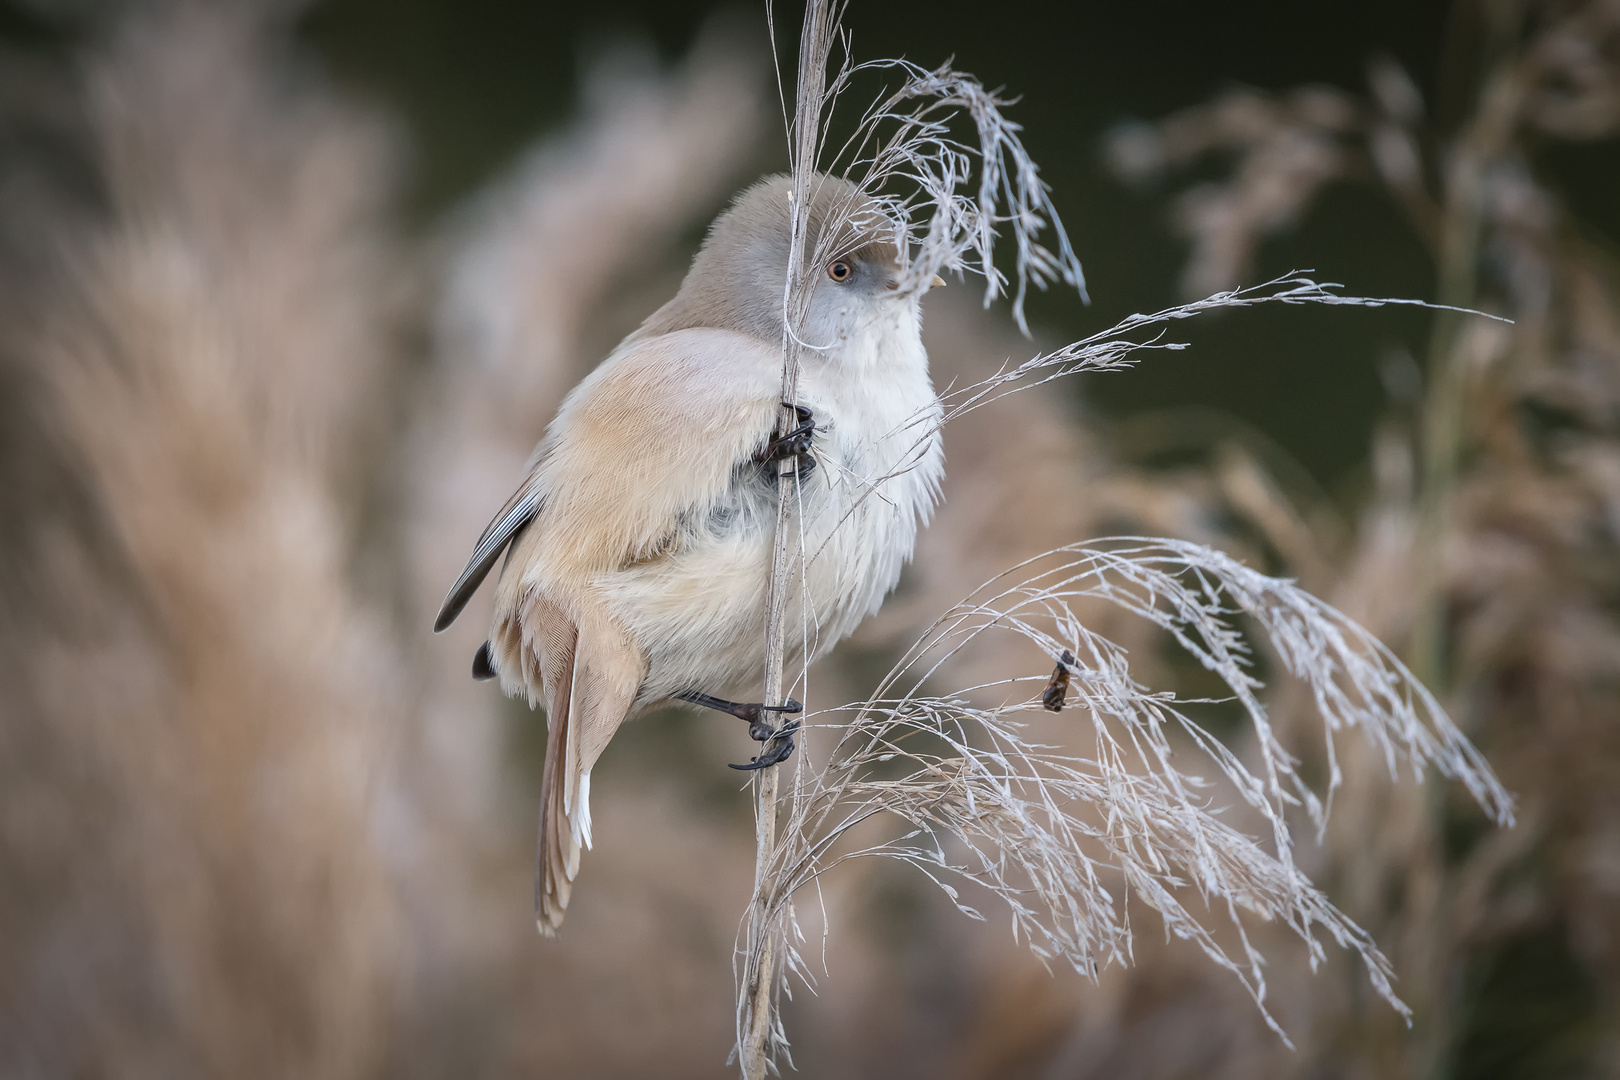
top-left (1, 0), bottom-right (1618, 1077)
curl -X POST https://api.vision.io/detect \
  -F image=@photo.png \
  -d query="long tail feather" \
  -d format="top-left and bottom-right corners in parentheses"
top-left (530, 600), bottom-right (641, 935)
top-left (533, 602), bottom-right (579, 937)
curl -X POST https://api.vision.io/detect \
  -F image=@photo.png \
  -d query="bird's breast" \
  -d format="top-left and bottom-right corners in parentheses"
top-left (793, 328), bottom-right (942, 643)
top-left (606, 313), bottom-right (942, 705)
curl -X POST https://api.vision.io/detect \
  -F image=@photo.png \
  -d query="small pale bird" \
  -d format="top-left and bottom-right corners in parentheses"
top-left (435, 174), bottom-right (944, 935)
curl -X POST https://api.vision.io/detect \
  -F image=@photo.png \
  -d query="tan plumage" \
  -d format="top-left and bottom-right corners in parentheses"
top-left (436, 175), bottom-right (944, 935)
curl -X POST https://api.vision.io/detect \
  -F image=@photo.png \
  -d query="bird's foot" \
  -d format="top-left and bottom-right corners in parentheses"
top-left (677, 691), bottom-right (804, 768)
top-left (729, 720), bottom-right (801, 771)
top-left (759, 403), bottom-right (816, 473)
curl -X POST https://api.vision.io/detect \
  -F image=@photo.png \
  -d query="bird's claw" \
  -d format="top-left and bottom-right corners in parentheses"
top-left (678, 690), bottom-right (801, 767)
top-left (761, 404), bottom-right (815, 469)
top-left (745, 698), bottom-right (801, 741)
top-left (729, 719), bottom-right (801, 771)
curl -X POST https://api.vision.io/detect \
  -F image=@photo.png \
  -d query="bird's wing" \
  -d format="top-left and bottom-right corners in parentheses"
top-left (525, 327), bottom-right (787, 574)
top-left (436, 328), bottom-right (784, 634)
top-left (434, 476), bottom-right (544, 632)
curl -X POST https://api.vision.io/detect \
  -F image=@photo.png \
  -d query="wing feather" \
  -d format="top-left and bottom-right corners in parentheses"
top-left (433, 481), bottom-right (543, 632)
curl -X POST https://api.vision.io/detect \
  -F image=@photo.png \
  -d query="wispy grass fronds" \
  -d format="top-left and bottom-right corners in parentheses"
top-left (748, 540), bottom-right (1512, 1046)
top-left (753, 2), bottom-right (1514, 1073)
top-left (826, 57), bottom-right (1086, 326)
top-left (775, 2), bottom-right (1085, 334)
top-left (933, 273), bottom-right (1513, 425)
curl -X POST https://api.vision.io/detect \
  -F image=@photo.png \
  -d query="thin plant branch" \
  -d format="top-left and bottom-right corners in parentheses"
top-left (740, 2), bottom-right (840, 1076)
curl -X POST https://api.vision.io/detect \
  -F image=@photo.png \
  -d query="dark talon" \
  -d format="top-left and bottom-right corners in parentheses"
top-left (678, 690), bottom-right (803, 769)
top-left (758, 403), bottom-right (816, 474)
top-left (729, 720), bottom-right (801, 770)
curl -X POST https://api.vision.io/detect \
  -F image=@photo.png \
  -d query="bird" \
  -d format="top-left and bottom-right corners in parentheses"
top-left (434, 174), bottom-right (945, 935)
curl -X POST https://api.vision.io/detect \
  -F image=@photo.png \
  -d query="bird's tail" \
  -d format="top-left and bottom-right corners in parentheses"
top-left (514, 596), bottom-right (641, 936)
top-left (534, 613), bottom-right (579, 936)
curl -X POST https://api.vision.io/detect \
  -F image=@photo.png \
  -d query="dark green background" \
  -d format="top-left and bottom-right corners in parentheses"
top-left (7, 0), bottom-right (1614, 490)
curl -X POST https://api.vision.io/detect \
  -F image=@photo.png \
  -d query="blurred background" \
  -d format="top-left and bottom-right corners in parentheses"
top-left (1, 0), bottom-right (1617, 1076)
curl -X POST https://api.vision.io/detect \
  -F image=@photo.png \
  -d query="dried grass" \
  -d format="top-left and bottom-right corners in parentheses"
top-left (1069, 1), bottom-right (1620, 1075)
top-left (0, 5), bottom-right (402, 1076)
top-left (739, 3), bottom-right (1514, 1071)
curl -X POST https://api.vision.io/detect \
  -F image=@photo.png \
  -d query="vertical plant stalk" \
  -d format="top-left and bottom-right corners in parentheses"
top-left (741, 2), bottom-right (836, 1075)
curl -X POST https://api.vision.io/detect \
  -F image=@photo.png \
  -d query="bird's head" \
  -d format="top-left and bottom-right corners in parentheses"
top-left (634, 174), bottom-right (940, 352)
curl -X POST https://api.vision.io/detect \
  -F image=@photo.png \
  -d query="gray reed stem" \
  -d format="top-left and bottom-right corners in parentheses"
top-left (741, 3), bottom-right (834, 1075)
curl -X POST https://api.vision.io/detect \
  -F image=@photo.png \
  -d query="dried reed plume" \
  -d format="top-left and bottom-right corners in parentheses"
top-left (740, 2), bottom-right (1514, 1073)
top-left (763, 540), bottom-right (1512, 1034)
top-left (1085, 1), bottom-right (1620, 1074)
top-left (0, 5), bottom-right (403, 1076)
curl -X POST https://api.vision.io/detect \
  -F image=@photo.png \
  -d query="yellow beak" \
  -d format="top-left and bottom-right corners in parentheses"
top-left (930, 274), bottom-right (947, 289)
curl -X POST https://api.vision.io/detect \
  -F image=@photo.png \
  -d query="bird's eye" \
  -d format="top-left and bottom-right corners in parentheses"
top-left (827, 260), bottom-right (853, 282)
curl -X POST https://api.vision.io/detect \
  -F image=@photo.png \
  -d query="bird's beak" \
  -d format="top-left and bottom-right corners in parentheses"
top-left (886, 274), bottom-right (947, 294)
